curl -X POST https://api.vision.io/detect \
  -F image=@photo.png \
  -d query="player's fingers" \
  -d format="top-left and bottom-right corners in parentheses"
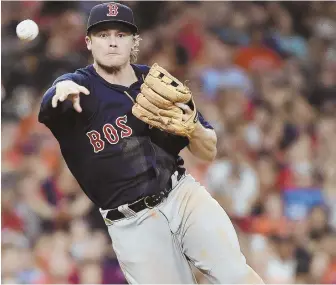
top-left (52, 92), bottom-right (65, 107)
top-left (59, 93), bottom-right (69, 102)
top-left (175, 103), bottom-right (192, 115)
top-left (72, 96), bottom-right (82, 113)
top-left (52, 94), bottom-right (59, 108)
top-left (60, 87), bottom-right (79, 102)
top-left (73, 103), bottom-right (82, 113)
top-left (176, 102), bottom-right (195, 122)
top-left (77, 86), bottom-right (90, 95)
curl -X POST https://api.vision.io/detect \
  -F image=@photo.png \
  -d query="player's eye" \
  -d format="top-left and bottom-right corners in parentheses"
top-left (117, 33), bottom-right (126, 38)
top-left (99, 33), bottom-right (108, 38)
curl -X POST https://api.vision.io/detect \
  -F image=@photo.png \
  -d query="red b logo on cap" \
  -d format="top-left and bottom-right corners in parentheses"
top-left (107, 3), bottom-right (118, 16)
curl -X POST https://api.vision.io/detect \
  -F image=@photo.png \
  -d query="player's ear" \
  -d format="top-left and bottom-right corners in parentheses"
top-left (85, 36), bottom-right (92, 51)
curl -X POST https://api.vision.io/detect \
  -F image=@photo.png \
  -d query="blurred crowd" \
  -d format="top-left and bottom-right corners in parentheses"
top-left (1, 1), bottom-right (336, 284)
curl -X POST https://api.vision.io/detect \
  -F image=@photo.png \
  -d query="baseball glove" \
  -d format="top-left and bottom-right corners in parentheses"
top-left (132, 63), bottom-right (198, 138)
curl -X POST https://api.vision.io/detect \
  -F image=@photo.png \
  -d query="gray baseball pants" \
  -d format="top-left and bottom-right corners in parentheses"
top-left (100, 172), bottom-right (252, 284)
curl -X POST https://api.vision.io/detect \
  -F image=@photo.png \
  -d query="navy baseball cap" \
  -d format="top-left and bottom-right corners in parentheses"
top-left (87, 2), bottom-right (138, 34)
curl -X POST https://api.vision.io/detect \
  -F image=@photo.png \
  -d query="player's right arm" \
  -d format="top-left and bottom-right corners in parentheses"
top-left (38, 74), bottom-right (89, 124)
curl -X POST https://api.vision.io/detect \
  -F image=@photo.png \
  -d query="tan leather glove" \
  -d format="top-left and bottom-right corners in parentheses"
top-left (132, 63), bottom-right (198, 138)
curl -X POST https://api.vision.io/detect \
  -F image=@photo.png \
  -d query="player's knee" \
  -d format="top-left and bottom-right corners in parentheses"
top-left (231, 263), bottom-right (264, 284)
top-left (209, 256), bottom-right (263, 284)
top-left (205, 254), bottom-right (246, 283)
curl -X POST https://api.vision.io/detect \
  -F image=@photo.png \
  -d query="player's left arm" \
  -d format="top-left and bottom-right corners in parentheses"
top-left (188, 121), bottom-right (217, 161)
top-left (177, 103), bottom-right (217, 162)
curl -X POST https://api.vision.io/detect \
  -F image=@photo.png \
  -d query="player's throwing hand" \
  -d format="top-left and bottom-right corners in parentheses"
top-left (52, 80), bottom-right (90, 113)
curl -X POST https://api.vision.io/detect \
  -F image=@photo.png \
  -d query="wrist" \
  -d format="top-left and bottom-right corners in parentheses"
top-left (189, 121), bottom-right (203, 141)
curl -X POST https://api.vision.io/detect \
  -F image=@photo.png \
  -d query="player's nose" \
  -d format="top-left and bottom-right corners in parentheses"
top-left (108, 35), bottom-right (118, 47)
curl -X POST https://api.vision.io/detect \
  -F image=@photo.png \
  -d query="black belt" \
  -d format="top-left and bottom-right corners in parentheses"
top-left (106, 170), bottom-right (184, 222)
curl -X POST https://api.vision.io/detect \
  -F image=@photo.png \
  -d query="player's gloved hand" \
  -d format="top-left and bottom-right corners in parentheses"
top-left (52, 80), bottom-right (90, 113)
top-left (132, 63), bottom-right (198, 138)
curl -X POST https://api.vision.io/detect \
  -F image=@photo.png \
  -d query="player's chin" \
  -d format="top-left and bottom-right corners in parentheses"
top-left (105, 55), bottom-right (128, 67)
top-left (97, 62), bottom-right (122, 73)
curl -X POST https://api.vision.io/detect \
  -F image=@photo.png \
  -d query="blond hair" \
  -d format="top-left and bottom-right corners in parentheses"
top-left (130, 34), bottom-right (142, 63)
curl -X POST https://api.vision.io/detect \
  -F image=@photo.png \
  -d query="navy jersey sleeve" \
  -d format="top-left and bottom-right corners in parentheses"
top-left (197, 111), bottom-right (213, 130)
top-left (38, 73), bottom-right (85, 125)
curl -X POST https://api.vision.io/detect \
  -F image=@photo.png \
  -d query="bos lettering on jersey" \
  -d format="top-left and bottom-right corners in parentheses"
top-left (86, 115), bottom-right (132, 153)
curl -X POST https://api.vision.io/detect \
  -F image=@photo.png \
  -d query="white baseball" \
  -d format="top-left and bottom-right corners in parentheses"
top-left (16, 19), bottom-right (39, 41)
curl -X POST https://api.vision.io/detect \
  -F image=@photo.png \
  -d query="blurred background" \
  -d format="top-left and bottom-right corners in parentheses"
top-left (1, 1), bottom-right (336, 284)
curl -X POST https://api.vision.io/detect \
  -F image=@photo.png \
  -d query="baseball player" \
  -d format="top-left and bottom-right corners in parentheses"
top-left (38, 2), bottom-right (264, 284)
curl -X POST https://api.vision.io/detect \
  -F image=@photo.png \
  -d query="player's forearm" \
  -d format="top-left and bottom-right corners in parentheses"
top-left (188, 122), bottom-right (217, 162)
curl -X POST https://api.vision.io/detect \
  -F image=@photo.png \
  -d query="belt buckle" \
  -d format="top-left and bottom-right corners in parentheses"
top-left (104, 217), bottom-right (115, 226)
top-left (144, 196), bottom-right (155, 209)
